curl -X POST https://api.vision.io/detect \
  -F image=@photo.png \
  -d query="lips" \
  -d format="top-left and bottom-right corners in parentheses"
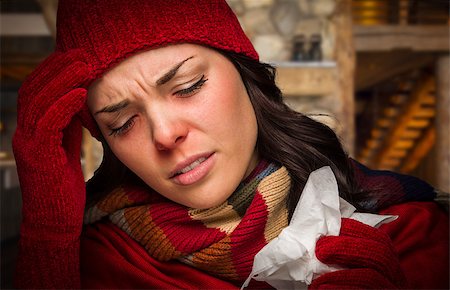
top-left (169, 153), bottom-right (213, 178)
top-left (176, 157), bottom-right (207, 175)
top-left (169, 152), bottom-right (216, 185)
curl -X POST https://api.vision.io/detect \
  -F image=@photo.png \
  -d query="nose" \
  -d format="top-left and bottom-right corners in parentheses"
top-left (150, 107), bottom-right (188, 151)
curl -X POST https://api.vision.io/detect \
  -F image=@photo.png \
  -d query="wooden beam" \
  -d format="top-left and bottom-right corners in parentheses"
top-left (275, 62), bottom-right (338, 96)
top-left (379, 157), bottom-right (401, 169)
top-left (377, 118), bottom-right (392, 128)
top-left (334, 0), bottom-right (356, 155)
top-left (367, 139), bottom-right (382, 149)
top-left (414, 107), bottom-right (435, 118)
top-left (400, 126), bottom-right (435, 173)
top-left (0, 14), bottom-right (51, 36)
top-left (386, 148), bottom-right (408, 158)
top-left (373, 76), bottom-right (436, 168)
top-left (393, 139), bottom-right (415, 149)
top-left (406, 118), bottom-right (431, 129)
top-left (355, 51), bottom-right (435, 90)
top-left (36, 0), bottom-right (58, 39)
top-left (354, 25), bottom-right (449, 52)
top-left (1, 56), bottom-right (46, 82)
top-left (435, 56), bottom-right (450, 192)
top-left (1, 65), bottom-right (36, 81)
top-left (401, 129), bottom-right (422, 139)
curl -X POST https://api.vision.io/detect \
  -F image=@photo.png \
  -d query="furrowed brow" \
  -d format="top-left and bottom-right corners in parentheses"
top-left (95, 99), bottom-right (130, 115)
top-left (156, 56), bottom-right (194, 86)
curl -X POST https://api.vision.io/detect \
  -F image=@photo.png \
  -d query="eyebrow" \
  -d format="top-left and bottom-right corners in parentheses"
top-left (156, 56), bottom-right (194, 85)
top-left (95, 99), bottom-right (130, 115)
top-left (95, 56), bottom-right (194, 115)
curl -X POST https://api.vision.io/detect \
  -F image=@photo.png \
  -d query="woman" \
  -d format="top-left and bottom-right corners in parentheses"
top-left (13, 0), bottom-right (448, 289)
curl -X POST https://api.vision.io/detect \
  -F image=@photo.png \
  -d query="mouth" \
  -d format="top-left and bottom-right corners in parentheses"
top-left (172, 156), bottom-right (208, 177)
top-left (169, 153), bottom-right (215, 185)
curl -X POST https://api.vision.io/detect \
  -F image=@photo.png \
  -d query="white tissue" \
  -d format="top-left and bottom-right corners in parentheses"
top-left (242, 166), bottom-right (397, 289)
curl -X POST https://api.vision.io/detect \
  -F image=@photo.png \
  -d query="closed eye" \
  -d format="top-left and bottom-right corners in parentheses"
top-left (109, 115), bottom-right (137, 137)
top-left (175, 75), bottom-right (207, 97)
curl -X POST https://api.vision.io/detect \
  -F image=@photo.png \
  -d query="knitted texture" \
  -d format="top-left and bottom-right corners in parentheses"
top-left (84, 160), bottom-right (437, 287)
top-left (312, 218), bottom-right (407, 289)
top-left (81, 222), bottom-right (242, 289)
top-left (350, 159), bottom-right (436, 211)
top-left (85, 161), bottom-right (291, 284)
top-left (56, 0), bottom-right (258, 82)
top-left (379, 202), bottom-right (449, 289)
top-left (12, 50), bottom-right (89, 288)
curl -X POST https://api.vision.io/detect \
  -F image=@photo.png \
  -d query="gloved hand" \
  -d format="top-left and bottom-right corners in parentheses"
top-left (12, 50), bottom-right (91, 289)
top-left (310, 218), bottom-right (407, 289)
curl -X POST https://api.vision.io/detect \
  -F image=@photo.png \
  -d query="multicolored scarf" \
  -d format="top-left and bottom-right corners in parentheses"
top-left (84, 159), bottom-right (438, 284)
top-left (85, 160), bottom-right (291, 283)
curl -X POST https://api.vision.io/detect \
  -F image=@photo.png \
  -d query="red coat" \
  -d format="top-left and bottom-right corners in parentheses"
top-left (81, 201), bottom-right (449, 289)
top-left (379, 201), bottom-right (449, 289)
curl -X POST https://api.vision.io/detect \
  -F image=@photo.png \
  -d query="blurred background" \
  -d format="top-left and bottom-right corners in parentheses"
top-left (1, 0), bottom-right (449, 288)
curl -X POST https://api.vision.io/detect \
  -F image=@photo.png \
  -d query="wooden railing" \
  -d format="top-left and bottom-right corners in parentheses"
top-left (352, 0), bottom-right (449, 26)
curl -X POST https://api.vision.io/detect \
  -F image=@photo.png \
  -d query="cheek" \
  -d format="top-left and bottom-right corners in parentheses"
top-left (111, 140), bottom-right (163, 187)
top-left (105, 127), bottom-right (155, 176)
top-left (197, 81), bottom-right (258, 171)
top-left (108, 141), bottom-right (140, 169)
top-left (203, 75), bottom-right (252, 121)
top-left (208, 81), bottom-right (257, 139)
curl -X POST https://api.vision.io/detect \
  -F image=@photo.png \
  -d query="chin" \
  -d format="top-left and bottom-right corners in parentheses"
top-left (183, 190), bottom-right (231, 209)
top-left (186, 198), bottom-right (226, 210)
top-left (180, 175), bottom-right (239, 209)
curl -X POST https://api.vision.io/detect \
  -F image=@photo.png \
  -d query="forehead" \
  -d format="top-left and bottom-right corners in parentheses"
top-left (90, 44), bottom-right (198, 86)
top-left (87, 43), bottom-right (224, 105)
top-left (109, 44), bottom-right (212, 74)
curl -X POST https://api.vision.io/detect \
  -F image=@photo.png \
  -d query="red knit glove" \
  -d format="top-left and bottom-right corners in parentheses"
top-left (12, 50), bottom-right (90, 289)
top-left (310, 218), bottom-right (407, 289)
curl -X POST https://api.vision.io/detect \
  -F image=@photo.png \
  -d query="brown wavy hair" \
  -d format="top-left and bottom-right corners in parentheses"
top-left (86, 49), bottom-right (363, 219)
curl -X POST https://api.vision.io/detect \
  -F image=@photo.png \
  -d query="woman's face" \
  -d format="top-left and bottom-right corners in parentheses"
top-left (88, 44), bottom-right (259, 209)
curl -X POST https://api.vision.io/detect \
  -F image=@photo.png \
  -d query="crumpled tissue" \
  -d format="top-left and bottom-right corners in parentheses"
top-left (242, 166), bottom-right (397, 289)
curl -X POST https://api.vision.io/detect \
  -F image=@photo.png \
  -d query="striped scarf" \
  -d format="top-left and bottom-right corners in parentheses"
top-left (84, 159), bottom-right (439, 284)
top-left (84, 161), bottom-right (291, 283)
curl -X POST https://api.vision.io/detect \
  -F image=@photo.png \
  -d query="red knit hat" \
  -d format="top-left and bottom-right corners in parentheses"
top-left (56, 0), bottom-right (258, 81)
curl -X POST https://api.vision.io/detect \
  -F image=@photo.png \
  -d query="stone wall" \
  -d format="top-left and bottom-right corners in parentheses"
top-left (227, 0), bottom-right (336, 62)
top-left (227, 0), bottom-right (355, 154)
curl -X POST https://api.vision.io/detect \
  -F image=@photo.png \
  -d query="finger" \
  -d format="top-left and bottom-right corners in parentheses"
top-left (38, 88), bottom-right (88, 134)
top-left (77, 104), bottom-right (101, 140)
top-left (17, 55), bottom-right (90, 129)
top-left (23, 64), bottom-right (89, 125)
top-left (19, 50), bottom-right (88, 97)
